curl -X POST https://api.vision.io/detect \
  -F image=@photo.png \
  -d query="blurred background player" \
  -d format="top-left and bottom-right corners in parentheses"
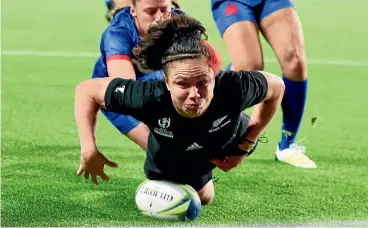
top-left (92, 0), bottom-right (183, 151)
top-left (211, 0), bottom-right (316, 168)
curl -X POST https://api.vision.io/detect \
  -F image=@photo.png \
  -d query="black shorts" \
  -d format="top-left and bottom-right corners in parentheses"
top-left (145, 168), bottom-right (213, 191)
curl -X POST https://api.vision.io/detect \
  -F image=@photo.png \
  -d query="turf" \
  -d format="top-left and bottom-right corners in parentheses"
top-left (2, 0), bottom-right (368, 226)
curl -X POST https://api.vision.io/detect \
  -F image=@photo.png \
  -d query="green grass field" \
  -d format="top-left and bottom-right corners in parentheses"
top-left (2, 0), bottom-right (368, 226)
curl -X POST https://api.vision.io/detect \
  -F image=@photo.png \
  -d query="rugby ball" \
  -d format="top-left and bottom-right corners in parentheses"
top-left (135, 179), bottom-right (201, 221)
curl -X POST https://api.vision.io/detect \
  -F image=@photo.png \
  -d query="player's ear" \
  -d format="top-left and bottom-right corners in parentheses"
top-left (164, 75), bottom-right (170, 91)
top-left (130, 4), bottom-right (137, 17)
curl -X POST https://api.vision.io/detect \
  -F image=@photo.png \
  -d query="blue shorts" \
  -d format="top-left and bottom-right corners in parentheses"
top-left (212, 0), bottom-right (295, 36)
top-left (93, 70), bottom-right (164, 134)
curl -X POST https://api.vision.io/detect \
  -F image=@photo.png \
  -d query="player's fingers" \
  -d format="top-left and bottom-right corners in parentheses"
top-left (84, 170), bottom-right (90, 179)
top-left (104, 158), bottom-right (119, 168)
top-left (91, 173), bottom-right (99, 185)
top-left (99, 153), bottom-right (119, 168)
top-left (77, 165), bottom-right (84, 176)
top-left (99, 172), bottom-right (110, 181)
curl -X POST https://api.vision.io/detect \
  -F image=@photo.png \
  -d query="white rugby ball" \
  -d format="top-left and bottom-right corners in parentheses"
top-left (135, 179), bottom-right (201, 221)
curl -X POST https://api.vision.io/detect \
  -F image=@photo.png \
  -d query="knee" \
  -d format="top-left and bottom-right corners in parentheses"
top-left (232, 58), bottom-right (264, 71)
top-left (197, 181), bottom-right (215, 206)
top-left (280, 47), bottom-right (307, 80)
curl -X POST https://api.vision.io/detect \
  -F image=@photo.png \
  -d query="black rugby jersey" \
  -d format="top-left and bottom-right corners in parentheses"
top-left (105, 70), bottom-right (268, 177)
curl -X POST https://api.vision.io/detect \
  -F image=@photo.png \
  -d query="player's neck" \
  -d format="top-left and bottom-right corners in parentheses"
top-left (134, 18), bottom-right (145, 37)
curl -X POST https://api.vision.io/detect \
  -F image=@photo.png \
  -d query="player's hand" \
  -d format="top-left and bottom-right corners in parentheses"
top-left (77, 149), bottom-right (119, 185)
top-left (210, 155), bottom-right (246, 172)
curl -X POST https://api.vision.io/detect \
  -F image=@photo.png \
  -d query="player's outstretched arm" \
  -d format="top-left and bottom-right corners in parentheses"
top-left (246, 71), bottom-right (285, 142)
top-left (74, 77), bottom-right (118, 185)
top-left (107, 58), bottom-right (136, 80)
top-left (75, 78), bottom-right (113, 149)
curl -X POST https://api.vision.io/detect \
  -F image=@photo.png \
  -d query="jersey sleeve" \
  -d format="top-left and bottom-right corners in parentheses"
top-left (104, 78), bottom-right (163, 121)
top-left (217, 71), bottom-right (268, 112)
top-left (102, 25), bottom-right (134, 62)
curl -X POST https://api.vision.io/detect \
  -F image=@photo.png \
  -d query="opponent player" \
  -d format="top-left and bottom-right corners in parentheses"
top-left (93, 0), bottom-right (183, 151)
top-left (75, 15), bottom-right (285, 205)
top-left (211, 0), bottom-right (316, 168)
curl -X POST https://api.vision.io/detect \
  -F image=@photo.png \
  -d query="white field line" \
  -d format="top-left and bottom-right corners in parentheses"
top-left (2, 50), bottom-right (368, 66)
top-left (96, 220), bottom-right (368, 227)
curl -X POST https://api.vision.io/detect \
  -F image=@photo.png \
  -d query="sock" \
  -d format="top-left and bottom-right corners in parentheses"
top-left (225, 63), bottom-right (232, 71)
top-left (279, 76), bottom-right (307, 150)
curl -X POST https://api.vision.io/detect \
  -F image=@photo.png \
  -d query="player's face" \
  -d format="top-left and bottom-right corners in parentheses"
top-left (165, 58), bottom-right (216, 118)
top-left (132, 0), bottom-right (171, 35)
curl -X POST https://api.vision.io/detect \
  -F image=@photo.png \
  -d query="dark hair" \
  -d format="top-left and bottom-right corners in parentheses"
top-left (133, 14), bottom-right (214, 73)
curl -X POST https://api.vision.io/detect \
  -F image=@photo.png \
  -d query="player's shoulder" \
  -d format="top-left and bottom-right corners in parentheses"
top-left (215, 70), bottom-right (240, 86)
top-left (108, 79), bottom-right (167, 106)
top-left (138, 80), bottom-right (168, 99)
top-left (216, 70), bottom-right (265, 82)
top-left (107, 7), bottom-right (136, 33)
top-left (214, 70), bottom-right (266, 93)
top-left (137, 80), bottom-right (169, 108)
